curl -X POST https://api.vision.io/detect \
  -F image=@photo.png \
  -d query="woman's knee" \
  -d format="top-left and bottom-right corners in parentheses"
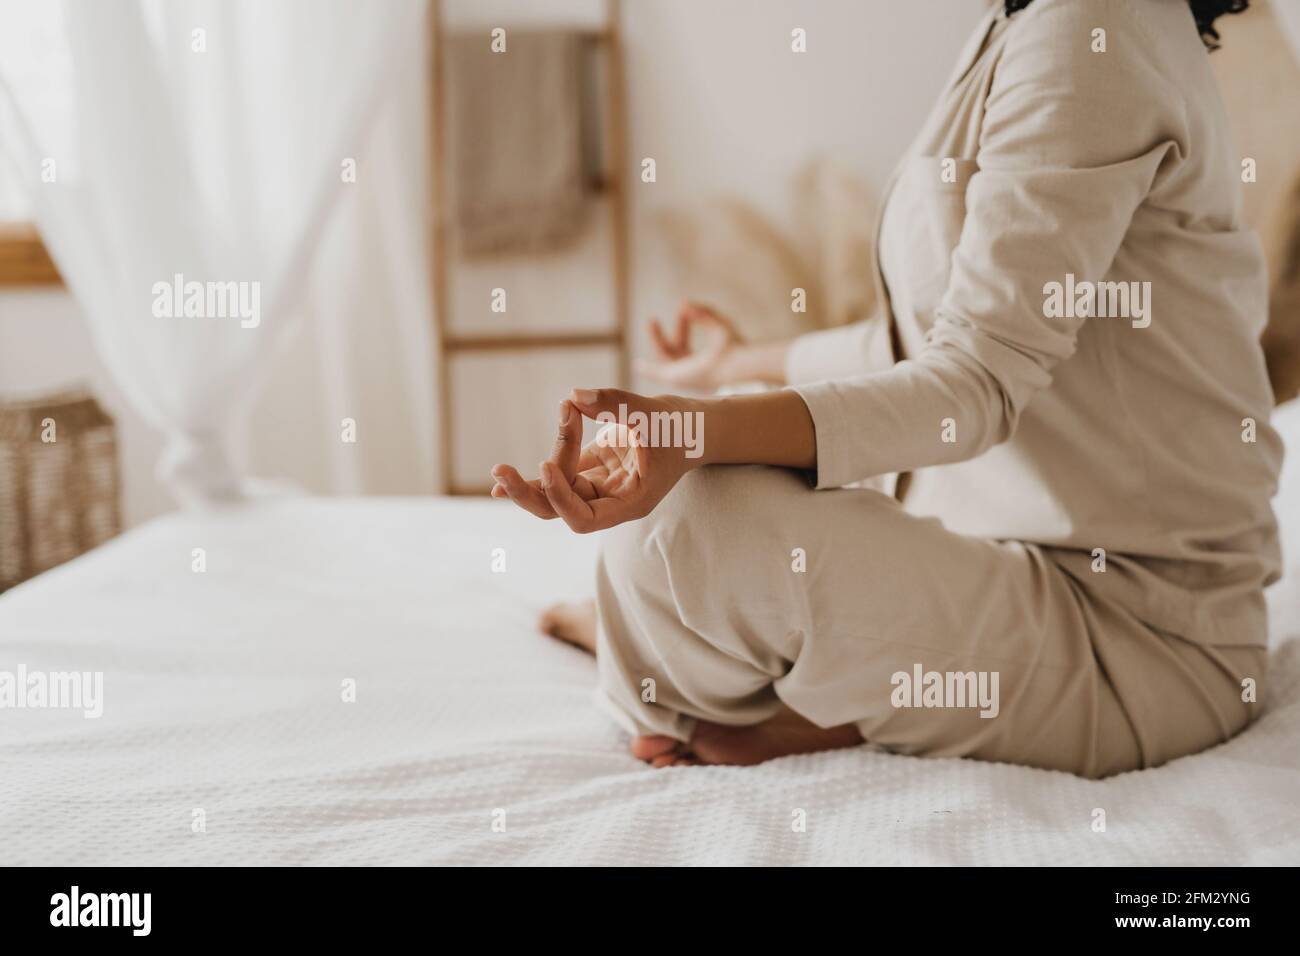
top-left (652, 464), bottom-right (803, 537)
top-left (602, 466), bottom-right (726, 557)
top-left (598, 463), bottom-right (820, 630)
top-left (597, 465), bottom-right (781, 596)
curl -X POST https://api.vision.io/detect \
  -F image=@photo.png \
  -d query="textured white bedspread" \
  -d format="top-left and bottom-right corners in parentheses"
top-left (2, 405), bottom-right (1298, 866)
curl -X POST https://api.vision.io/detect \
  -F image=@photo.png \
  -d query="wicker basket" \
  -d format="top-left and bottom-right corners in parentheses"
top-left (0, 390), bottom-right (122, 592)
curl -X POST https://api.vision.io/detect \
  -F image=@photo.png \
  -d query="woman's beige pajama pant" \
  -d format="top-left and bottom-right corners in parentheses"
top-left (593, 464), bottom-right (1263, 778)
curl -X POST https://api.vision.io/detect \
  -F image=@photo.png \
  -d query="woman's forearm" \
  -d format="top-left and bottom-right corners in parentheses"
top-left (692, 389), bottom-right (817, 470)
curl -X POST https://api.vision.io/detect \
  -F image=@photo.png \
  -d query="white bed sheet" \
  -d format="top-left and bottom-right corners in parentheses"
top-left (2, 404), bottom-right (1298, 866)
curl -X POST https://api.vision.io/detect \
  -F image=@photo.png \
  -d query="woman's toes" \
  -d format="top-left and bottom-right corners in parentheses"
top-left (631, 734), bottom-right (681, 761)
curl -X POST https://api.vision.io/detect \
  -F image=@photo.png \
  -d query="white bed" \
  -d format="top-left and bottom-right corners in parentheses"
top-left (2, 404), bottom-right (1298, 866)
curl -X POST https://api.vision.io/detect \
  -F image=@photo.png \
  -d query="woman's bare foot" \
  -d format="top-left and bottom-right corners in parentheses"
top-left (631, 705), bottom-right (863, 767)
top-left (538, 600), bottom-right (598, 655)
top-left (536, 608), bottom-right (860, 765)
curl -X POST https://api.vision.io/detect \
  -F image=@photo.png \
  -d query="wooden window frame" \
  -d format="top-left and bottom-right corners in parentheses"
top-left (0, 222), bottom-right (60, 285)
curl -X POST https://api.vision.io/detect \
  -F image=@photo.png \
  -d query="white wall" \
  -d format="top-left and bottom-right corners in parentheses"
top-left (0, 0), bottom-right (985, 527)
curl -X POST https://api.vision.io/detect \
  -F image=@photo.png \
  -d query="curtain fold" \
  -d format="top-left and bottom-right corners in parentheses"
top-left (0, 0), bottom-right (427, 506)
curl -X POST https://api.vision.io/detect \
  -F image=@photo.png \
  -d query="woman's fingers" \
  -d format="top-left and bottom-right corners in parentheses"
top-left (549, 399), bottom-right (583, 481)
top-left (493, 461), bottom-right (600, 509)
top-left (593, 427), bottom-right (641, 489)
top-left (639, 304), bottom-right (741, 391)
top-left (497, 387), bottom-right (672, 532)
top-left (541, 459), bottom-right (640, 533)
top-left (539, 460), bottom-right (598, 532)
top-left (575, 443), bottom-right (608, 477)
top-left (572, 471), bottom-right (599, 500)
top-left (648, 317), bottom-right (680, 361)
top-left (490, 464), bottom-right (557, 519)
top-left (673, 308), bottom-right (692, 352)
top-left (683, 301), bottom-right (732, 335)
top-left (683, 303), bottom-right (742, 353)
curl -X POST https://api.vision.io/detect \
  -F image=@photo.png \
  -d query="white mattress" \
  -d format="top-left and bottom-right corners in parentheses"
top-left (2, 404), bottom-right (1299, 866)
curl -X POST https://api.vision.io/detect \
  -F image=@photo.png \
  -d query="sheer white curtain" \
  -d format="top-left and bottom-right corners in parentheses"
top-left (0, 0), bottom-right (427, 506)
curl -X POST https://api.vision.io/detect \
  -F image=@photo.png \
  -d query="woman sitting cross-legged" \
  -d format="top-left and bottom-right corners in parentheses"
top-left (491, 0), bottom-right (1280, 778)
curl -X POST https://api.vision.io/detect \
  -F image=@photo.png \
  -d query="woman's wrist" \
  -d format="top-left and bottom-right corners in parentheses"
top-left (689, 390), bottom-right (816, 470)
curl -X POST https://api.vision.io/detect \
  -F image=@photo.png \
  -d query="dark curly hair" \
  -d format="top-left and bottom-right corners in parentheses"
top-left (1004, 0), bottom-right (1249, 50)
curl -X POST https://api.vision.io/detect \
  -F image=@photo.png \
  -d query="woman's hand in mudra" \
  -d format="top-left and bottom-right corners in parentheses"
top-left (637, 302), bottom-right (744, 391)
top-left (490, 388), bottom-right (702, 534)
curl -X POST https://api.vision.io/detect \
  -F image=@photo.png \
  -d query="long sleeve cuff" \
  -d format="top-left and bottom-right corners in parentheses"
top-left (788, 378), bottom-right (882, 491)
top-left (787, 343), bottom-right (1009, 491)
